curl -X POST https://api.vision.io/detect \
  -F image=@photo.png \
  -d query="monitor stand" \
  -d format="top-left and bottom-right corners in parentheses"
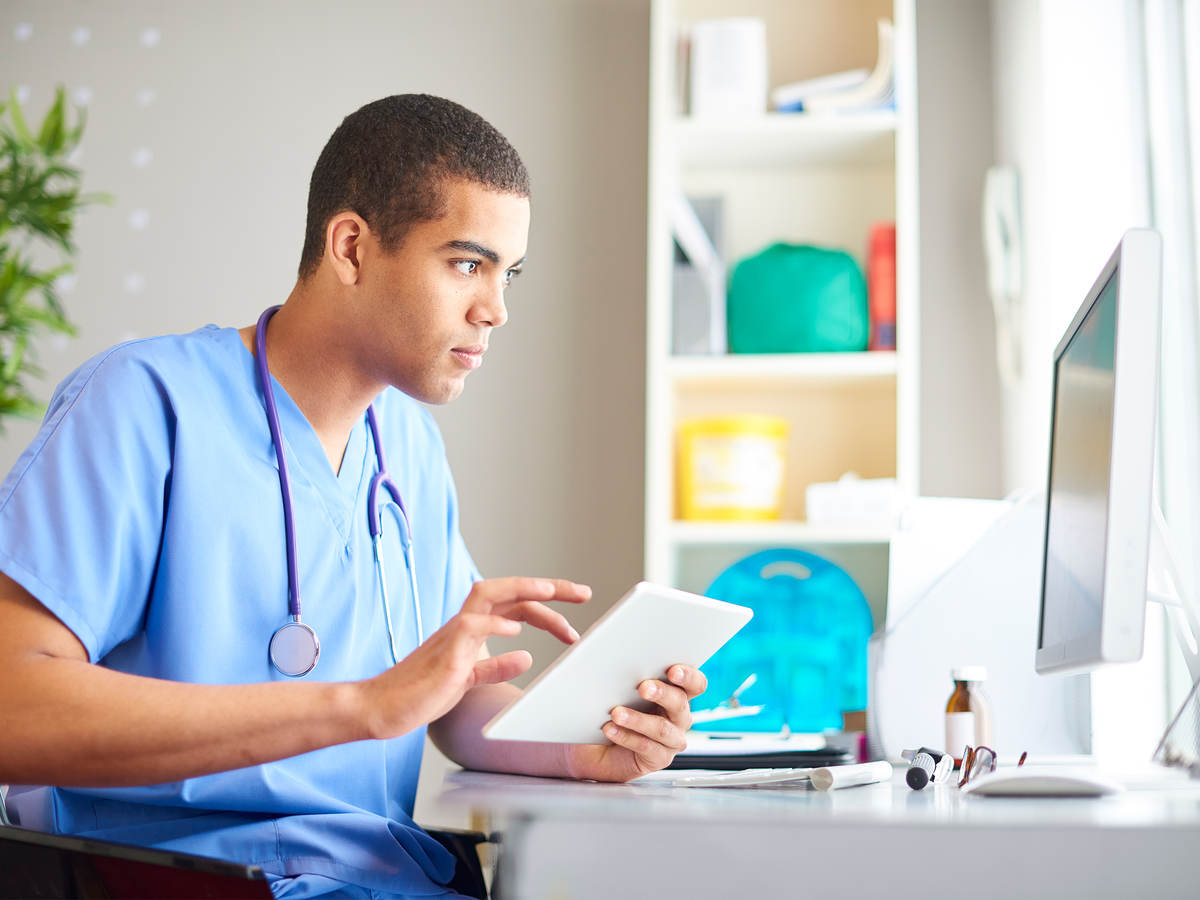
top-left (1147, 503), bottom-right (1200, 777)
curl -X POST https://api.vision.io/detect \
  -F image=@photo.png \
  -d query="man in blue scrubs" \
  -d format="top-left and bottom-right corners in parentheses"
top-left (0, 95), bottom-right (705, 898)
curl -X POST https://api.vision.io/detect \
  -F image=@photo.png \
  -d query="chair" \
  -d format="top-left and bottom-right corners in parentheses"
top-left (1, 787), bottom-right (497, 900)
top-left (427, 826), bottom-right (498, 899)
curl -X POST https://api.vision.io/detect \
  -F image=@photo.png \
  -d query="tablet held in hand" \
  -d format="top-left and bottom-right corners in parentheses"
top-left (482, 582), bottom-right (752, 744)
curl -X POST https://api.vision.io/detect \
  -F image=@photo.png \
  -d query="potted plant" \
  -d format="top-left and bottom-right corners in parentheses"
top-left (0, 85), bottom-right (110, 426)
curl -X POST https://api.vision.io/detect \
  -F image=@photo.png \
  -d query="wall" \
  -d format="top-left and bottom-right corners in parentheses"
top-left (913, 0), bottom-right (1005, 499)
top-left (990, 0), bottom-right (1150, 495)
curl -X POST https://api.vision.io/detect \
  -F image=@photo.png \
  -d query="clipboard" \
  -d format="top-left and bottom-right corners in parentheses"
top-left (483, 582), bottom-right (752, 744)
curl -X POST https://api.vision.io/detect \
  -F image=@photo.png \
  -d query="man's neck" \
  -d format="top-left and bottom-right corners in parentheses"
top-left (239, 289), bottom-right (384, 476)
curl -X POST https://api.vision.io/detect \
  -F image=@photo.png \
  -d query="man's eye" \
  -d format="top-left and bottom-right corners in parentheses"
top-left (454, 260), bottom-right (479, 275)
top-left (504, 269), bottom-right (522, 286)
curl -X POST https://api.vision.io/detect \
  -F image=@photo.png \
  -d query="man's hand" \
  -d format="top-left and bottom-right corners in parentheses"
top-left (564, 664), bottom-right (707, 783)
top-left (357, 577), bottom-right (589, 740)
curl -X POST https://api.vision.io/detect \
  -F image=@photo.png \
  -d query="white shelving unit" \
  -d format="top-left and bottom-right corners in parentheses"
top-left (668, 351), bottom-right (898, 383)
top-left (675, 111), bottom-right (897, 168)
top-left (645, 0), bottom-right (919, 611)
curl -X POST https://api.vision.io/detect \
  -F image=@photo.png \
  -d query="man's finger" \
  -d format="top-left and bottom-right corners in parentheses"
top-left (455, 612), bottom-right (522, 640)
top-left (637, 679), bottom-right (691, 729)
top-left (473, 650), bottom-right (533, 685)
top-left (463, 577), bottom-right (591, 614)
top-left (601, 721), bottom-right (673, 770)
top-left (664, 664), bottom-right (707, 700)
top-left (497, 600), bottom-right (580, 644)
top-left (610, 705), bottom-right (687, 752)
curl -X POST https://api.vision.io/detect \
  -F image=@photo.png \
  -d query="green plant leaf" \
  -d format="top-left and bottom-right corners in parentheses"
top-left (7, 88), bottom-right (35, 148)
top-left (0, 81), bottom-right (109, 426)
top-left (37, 86), bottom-right (66, 155)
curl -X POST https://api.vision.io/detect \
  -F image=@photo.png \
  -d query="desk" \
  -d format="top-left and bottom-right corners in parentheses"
top-left (436, 769), bottom-right (1200, 899)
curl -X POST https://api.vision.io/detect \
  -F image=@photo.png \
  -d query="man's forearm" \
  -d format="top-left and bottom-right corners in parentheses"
top-left (0, 654), bottom-right (370, 787)
top-left (0, 575), bottom-right (592, 788)
top-left (428, 684), bottom-right (575, 779)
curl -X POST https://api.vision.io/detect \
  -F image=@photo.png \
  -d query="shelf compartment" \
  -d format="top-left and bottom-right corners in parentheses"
top-left (668, 520), bottom-right (892, 546)
top-left (674, 113), bottom-right (896, 168)
top-left (672, 378), bottom-right (897, 521)
top-left (673, 541), bottom-right (890, 635)
top-left (668, 351), bottom-right (897, 385)
top-left (677, 167), bottom-right (895, 267)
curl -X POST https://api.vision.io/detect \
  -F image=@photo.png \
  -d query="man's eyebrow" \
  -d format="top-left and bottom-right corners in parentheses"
top-left (441, 240), bottom-right (525, 268)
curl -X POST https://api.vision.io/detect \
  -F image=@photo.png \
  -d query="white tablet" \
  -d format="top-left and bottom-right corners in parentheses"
top-left (482, 581), bottom-right (752, 744)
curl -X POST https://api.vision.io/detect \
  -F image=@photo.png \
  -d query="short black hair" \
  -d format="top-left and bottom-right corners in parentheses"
top-left (297, 94), bottom-right (530, 280)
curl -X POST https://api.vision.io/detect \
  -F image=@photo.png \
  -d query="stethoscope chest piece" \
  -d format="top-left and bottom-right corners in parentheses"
top-left (269, 618), bottom-right (320, 677)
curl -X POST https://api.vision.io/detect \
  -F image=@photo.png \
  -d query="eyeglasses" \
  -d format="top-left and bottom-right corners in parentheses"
top-left (958, 746), bottom-right (1028, 788)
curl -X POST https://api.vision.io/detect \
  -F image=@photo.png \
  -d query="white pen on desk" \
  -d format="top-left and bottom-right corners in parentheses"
top-left (690, 673), bottom-right (765, 725)
top-left (727, 673), bottom-right (757, 707)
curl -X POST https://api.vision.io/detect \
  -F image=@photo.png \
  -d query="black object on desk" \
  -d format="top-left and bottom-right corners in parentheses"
top-left (667, 747), bottom-right (856, 770)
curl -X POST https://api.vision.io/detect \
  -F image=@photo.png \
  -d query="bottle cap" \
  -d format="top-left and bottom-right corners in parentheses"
top-left (905, 752), bottom-right (935, 790)
top-left (951, 666), bottom-right (987, 682)
top-left (905, 765), bottom-right (929, 790)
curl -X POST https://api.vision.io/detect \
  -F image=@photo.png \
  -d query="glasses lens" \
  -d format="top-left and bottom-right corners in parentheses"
top-left (958, 746), bottom-right (975, 788)
top-left (969, 746), bottom-right (997, 782)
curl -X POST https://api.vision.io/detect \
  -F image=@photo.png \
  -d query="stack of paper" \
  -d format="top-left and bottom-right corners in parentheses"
top-left (771, 19), bottom-right (894, 114)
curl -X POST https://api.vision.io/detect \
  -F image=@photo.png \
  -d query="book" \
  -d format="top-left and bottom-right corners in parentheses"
top-left (771, 68), bottom-right (870, 111)
top-left (772, 19), bottom-right (895, 114)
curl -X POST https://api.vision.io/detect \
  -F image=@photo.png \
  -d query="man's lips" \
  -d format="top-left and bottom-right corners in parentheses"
top-left (451, 345), bottom-right (486, 370)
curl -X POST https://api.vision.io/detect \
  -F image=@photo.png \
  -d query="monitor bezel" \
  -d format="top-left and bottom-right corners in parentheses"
top-left (1036, 228), bottom-right (1162, 675)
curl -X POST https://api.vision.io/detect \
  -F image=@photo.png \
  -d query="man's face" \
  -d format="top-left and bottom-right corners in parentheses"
top-left (356, 177), bottom-right (530, 404)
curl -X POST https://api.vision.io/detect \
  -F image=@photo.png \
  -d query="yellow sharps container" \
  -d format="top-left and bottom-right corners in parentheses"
top-left (676, 415), bottom-right (788, 520)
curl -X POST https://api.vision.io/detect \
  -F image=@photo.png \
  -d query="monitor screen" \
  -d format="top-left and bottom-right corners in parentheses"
top-left (1039, 272), bottom-right (1117, 652)
top-left (1036, 229), bottom-right (1161, 675)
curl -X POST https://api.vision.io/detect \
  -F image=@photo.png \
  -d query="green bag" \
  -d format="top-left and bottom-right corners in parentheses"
top-left (727, 243), bottom-right (869, 353)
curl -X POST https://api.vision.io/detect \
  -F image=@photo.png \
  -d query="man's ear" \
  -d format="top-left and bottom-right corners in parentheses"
top-left (325, 212), bottom-right (370, 286)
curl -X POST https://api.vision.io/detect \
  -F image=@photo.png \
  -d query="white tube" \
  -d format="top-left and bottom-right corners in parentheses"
top-left (810, 761), bottom-right (894, 791)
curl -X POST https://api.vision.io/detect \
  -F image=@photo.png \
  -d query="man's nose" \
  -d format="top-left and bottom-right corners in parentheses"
top-left (472, 281), bottom-right (508, 328)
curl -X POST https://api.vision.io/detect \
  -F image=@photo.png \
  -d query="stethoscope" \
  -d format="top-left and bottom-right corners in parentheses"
top-left (256, 305), bottom-right (423, 677)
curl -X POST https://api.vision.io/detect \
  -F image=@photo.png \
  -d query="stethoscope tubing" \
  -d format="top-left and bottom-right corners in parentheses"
top-left (256, 305), bottom-right (421, 675)
top-left (256, 306), bottom-right (304, 620)
top-left (366, 405), bottom-right (423, 660)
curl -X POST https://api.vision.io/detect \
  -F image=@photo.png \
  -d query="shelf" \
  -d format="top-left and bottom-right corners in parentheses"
top-left (668, 520), bottom-right (893, 547)
top-left (667, 352), bottom-right (897, 386)
top-left (674, 112), bottom-right (897, 168)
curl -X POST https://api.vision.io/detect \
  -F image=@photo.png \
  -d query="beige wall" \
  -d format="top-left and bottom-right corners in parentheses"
top-left (913, 0), bottom-right (1004, 499)
top-left (0, 1), bottom-right (650, 678)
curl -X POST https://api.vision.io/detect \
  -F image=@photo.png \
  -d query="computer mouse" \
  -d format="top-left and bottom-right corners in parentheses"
top-left (960, 765), bottom-right (1124, 797)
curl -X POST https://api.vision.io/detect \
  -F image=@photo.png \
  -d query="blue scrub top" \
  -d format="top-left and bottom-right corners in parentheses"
top-left (0, 325), bottom-right (481, 898)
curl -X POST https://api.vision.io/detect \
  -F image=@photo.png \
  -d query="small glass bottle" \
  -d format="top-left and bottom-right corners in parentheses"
top-left (945, 666), bottom-right (993, 766)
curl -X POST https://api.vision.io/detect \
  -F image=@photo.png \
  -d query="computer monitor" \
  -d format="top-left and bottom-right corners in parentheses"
top-left (1036, 229), bottom-right (1163, 675)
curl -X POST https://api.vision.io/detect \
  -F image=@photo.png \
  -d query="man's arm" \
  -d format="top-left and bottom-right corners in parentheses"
top-left (428, 682), bottom-right (572, 778)
top-left (0, 574), bottom-right (585, 787)
top-left (429, 660), bottom-right (707, 783)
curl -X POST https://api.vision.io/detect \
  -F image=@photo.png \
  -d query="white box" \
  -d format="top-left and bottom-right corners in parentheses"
top-left (688, 18), bottom-right (768, 118)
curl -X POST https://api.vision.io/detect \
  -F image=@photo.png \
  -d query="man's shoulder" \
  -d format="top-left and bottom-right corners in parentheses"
top-left (47, 326), bottom-right (238, 419)
top-left (77, 325), bottom-right (232, 381)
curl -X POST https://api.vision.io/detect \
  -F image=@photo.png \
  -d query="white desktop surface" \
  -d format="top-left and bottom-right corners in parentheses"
top-left (437, 767), bottom-right (1200, 899)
